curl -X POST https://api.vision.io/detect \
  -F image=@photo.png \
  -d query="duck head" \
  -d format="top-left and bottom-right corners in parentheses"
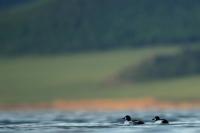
top-left (152, 116), bottom-right (160, 121)
top-left (122, 115), bottom-right (132, 121)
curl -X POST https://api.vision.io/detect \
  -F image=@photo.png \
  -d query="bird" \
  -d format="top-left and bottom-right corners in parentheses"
top-left (152, 116), bottom-right (169, 124)
top-left (122, 115), bottom-right (144, 125)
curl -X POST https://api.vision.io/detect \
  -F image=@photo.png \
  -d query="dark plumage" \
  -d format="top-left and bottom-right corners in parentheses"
top-left (152, 116), bottom-right (169, 124)
top-left (122, 115), bottom-right (144, 125)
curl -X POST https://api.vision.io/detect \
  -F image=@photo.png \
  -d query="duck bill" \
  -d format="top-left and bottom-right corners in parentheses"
top-left (152, 118), bottom-right (155, 121)
top-left (122, 117), bottom-right (125, 120)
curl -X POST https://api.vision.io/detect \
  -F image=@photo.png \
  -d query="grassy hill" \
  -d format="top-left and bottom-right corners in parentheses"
top-left (0, 0), bottom-right (35, 10)
top-left (1, 45), bottom-right (200, 103)
top-left (1, 0), bottom-right (200, 55)
top-left (119, 46), bottom-right (200, 82)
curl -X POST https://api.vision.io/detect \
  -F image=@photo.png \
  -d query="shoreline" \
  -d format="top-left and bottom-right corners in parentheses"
top-left (1, 98), bottom-right (200, 111)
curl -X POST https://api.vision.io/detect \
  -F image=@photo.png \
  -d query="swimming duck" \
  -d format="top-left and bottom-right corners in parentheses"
top-left (122, 115), bottom-right (144, 125)
top-left (152, 116), bottom-right (169, 124)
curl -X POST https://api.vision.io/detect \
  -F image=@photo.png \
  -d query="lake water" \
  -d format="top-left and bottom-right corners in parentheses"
top-left (0, 109), bottom-right (200, 133)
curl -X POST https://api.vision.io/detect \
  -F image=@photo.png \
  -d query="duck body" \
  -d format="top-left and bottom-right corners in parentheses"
top-left (152, 116), bottom-right (169, 124)
top-left (122, 115), bottom-right (144, 125)
top-left (132, 119), bottom-right (145, 125)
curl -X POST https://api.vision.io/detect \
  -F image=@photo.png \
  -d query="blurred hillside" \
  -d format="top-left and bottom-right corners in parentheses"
top-left (1, 0), bottom-right (200, 103)
top-left (1, 0), bottom-right (200, 55)
top-left (119, 47), bottom-right (200, 82)
top-left (0, 0), bottom-right (34, 10)
top-left (1, 46), bottom-right (200, 103)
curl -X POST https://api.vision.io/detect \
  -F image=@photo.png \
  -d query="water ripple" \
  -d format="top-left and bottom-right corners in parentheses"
top-left (0, 110), bottom-right (200, 133)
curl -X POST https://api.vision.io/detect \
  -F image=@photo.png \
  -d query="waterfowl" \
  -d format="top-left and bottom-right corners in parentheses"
top-left (122, 115), bottom-right (144, 125)
top-left (152, 116), bottom-right (169, 124)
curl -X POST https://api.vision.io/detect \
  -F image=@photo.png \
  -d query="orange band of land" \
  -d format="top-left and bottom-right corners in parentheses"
top-left (1, 98), bottom-right (200, 111)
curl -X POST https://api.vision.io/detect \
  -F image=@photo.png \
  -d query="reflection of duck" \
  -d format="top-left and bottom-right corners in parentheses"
top-left (122, 115), bottom-right (144, 125)
top-left (152, 116), bottom-right (169, 124)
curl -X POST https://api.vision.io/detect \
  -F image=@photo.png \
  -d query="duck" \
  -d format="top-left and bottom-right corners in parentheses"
top-left (152, 116), bottom-right (169, 124)
top-left (122, 115), bottom-right (144, 125)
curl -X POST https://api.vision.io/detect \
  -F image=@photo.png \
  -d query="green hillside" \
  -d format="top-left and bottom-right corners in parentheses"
top-left (1, 46), bottom-right (200, 103)
top-left (119, 47), bottom-right (200, 82)
top-left (1, 0), bottom-right (200, 55)
top-left (0, 0), bottom-right (35, 10)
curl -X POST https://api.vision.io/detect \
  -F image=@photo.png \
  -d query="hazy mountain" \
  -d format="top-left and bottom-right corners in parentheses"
top-left (0, 0), bottom-right (34, 10)
top-left (1, 0), bottom-right (200, 55)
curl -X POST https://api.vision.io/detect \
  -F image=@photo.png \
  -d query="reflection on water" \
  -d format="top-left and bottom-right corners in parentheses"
top-left (0, 110), bottom-right (200, 133)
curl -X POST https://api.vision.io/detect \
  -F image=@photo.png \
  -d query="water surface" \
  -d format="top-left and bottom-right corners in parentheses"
top-left (0, 110), bottom-right (200, 133)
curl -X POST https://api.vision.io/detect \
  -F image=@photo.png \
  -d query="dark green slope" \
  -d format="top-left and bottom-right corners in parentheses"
top-left (119, 47), bottom-right (200, 82)
top-left (1, 0), bottom-right (200, 55)
top-left (0, 0), bottom-right (35, 10)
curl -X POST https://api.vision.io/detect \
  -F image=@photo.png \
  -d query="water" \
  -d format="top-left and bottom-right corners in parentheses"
top-left (0, 109), bottom-right (200, 133)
